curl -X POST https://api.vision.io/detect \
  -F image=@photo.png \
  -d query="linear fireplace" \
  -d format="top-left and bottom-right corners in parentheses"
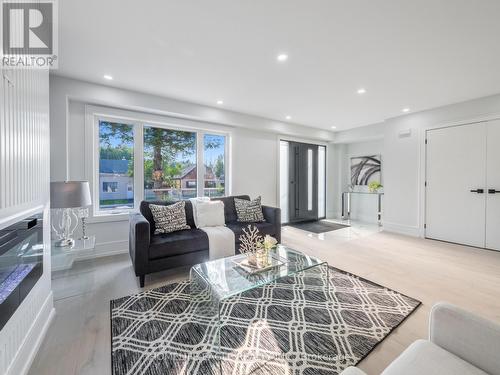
top-left (0, 213), bottom-right (44, 330)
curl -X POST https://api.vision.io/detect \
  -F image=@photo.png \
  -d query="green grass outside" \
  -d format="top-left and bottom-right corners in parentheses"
top-left (100, 199), bottom-right (133, 205)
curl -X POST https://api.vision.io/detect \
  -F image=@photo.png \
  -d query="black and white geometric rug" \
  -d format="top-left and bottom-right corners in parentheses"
top-left (111, 266), bottom-right (420, 375)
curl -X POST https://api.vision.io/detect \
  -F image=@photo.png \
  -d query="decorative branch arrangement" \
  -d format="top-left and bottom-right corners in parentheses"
top-left (238, 225), bottom-right (279, 269)
top-left (239, 225), bottom-right (263, 255)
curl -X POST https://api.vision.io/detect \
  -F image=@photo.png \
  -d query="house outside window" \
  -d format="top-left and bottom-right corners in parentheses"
top-left (103, 181), bottom-right (119, 193)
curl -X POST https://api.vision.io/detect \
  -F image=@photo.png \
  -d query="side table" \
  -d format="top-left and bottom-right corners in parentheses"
top-left (51, 236), bottom-right (96, 300)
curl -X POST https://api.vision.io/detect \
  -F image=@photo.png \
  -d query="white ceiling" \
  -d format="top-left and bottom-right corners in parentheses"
top-left (57, 0), bottom-right (500, 131)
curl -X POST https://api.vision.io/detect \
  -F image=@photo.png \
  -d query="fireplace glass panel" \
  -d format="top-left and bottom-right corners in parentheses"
top-left (0, 214), bottom-right (44, 330)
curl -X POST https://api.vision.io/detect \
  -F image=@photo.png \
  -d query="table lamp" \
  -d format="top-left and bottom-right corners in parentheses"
top-left (50, 181), bottom-right (92, 247)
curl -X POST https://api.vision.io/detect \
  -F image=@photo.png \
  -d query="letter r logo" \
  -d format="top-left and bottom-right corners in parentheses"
top-left (3, 2), bottom-right (53, 55)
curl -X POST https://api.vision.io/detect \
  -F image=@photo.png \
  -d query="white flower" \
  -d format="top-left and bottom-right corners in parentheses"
top-left (263, 235), bottom-right (277, 249)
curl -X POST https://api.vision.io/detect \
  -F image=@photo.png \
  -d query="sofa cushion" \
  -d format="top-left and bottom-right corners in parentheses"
top-left (234, 196), bottom-right (265, 222)
top-left (381, 340), bottom-right (488, 375)
top-left (149, 229), bottom-right (209, 260)
top-left (227, 222), bottom-right (276, 243)
top-left (140, 200), bottom-right (196, 235)
top-left (149, 202), bottom-right (190, 234)
top-left (192, 200), bottom-right (225, 228)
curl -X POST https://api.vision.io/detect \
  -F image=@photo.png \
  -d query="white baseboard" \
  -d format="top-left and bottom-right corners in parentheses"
top-left (383, 222), bottom-right (421, 237)
top-left (6, 291), bottom-right (55, 375)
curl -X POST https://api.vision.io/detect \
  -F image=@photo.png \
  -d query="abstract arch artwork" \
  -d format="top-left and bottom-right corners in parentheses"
top-left (351, 155), bottom-right (382, 185)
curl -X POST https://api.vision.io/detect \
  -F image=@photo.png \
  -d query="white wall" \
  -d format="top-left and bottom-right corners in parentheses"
top-left (231, 128), bottom-right (278, 204)
top-left (50, 75), bottom-right (333, 257)
top-left (0, 68), bottom-right (53, 375)
top-left (333, 92), bottom-right (500, 236)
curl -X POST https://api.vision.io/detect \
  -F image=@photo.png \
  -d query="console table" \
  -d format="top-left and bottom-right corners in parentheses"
top-left (342, 191), bottom-right (384, 225)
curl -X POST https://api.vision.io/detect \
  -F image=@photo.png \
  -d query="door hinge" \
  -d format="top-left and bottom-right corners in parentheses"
top-left (424, 224), bottom-right (427, 229)
top-left (424, 181), bottom-right (427, 187)
top-left (425, 139), bottom-right (428, 145)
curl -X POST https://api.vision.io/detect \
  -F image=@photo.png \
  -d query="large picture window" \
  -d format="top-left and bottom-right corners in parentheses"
top-left (98, 121), bottom-right (134, 212)
top-left (92, 111), bottom-right (229, 215)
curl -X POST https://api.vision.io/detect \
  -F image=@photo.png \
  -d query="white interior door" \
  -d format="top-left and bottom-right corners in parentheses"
top-left (426, 123), bottom-right (487, 247)
top-left (486, 120), bottom-right (500, 251)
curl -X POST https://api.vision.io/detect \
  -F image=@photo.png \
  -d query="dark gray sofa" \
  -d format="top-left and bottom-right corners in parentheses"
top-left (129, 195), bottom-right (281, 287)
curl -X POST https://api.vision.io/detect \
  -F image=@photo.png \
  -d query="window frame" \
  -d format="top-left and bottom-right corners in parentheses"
top-left (85, 105), bottom-right (231, 219)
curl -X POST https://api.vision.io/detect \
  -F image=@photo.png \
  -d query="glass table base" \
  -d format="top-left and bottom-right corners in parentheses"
top-left (189, 246), bottom-right (329, 371)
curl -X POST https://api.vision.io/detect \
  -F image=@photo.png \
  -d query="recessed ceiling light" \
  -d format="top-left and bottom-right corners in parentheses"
top-left (402, 107), bottom-right (410, 113)
top-left (216, 100), bottom-right (224, 105)
top-left (357, 88), bottom-right (366, 94)
top-left (277, 54), bottom-right (288, 62)
top-left (331, 126), bottom-right (337, 129)
top-left (103, 75), bottom-right (113, 80)
top-left (285, 115), bottom-right (292, 120)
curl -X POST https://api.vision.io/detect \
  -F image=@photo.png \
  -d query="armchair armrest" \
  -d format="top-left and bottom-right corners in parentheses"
top-left (129, 212), bottom-right (150, 277)
top-left (429, 302), bottom-right (500, 375)
top-left (262, 205), bottom-right (281, 243)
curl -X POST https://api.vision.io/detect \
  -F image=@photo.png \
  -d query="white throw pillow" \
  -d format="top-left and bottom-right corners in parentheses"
top-left (195, 200), bottom-right (225, 228)
top-left (189, 197), bottom-right (210, 228)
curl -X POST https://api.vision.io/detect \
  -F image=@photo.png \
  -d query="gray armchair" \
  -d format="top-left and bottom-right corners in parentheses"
top-left (342, 302), bottom-right (500, 375)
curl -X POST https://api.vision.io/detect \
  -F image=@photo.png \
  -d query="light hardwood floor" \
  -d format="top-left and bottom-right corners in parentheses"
top-left (29, 223), bottom-right (500, 375)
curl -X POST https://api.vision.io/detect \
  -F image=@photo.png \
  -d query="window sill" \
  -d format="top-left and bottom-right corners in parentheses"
top-left (87, 212), bottom-right (131, 224)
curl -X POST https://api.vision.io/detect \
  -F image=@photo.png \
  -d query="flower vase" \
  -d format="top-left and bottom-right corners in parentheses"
top-left (255, 248), bottom-right (269, 268)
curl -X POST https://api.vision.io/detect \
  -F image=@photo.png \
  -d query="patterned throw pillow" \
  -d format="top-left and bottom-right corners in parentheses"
top-left (234, 196), bottom-right (265, 223)
top-left (149, 201), bottom-right (190, 234)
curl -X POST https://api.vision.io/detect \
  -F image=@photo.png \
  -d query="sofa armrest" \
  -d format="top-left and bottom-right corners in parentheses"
top-left (262, 205), bottom-right (281, 243)
top-left (129, 212), bottom-right (151, 276)
top-left (429, 302), bottom-right (500, 375)
top-left (339, 367), bottom-right (368, 375)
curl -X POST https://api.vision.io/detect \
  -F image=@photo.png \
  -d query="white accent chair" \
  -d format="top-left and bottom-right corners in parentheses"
top-left (341, 302), bottom-right (500, 375)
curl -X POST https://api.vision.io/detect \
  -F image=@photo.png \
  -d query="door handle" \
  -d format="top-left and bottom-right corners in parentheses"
top-left (470, 189), bottom-right (484, 194)
top-left (488, 189), bottom-right (500, 194)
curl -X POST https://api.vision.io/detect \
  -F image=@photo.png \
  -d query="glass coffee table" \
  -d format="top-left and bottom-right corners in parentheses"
top-left (189, 245), bottom-right (329, 357)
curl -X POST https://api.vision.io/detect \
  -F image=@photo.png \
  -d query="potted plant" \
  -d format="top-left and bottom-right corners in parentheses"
top-left (368, 181), bottom-right (383, 193)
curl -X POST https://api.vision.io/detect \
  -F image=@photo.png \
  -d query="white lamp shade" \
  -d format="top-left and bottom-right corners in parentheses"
top-left (50, 181), bottom-right (92, 209)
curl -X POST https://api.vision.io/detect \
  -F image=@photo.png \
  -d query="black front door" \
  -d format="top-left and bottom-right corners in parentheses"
top-left (288, 142), bottom-right (318, 222)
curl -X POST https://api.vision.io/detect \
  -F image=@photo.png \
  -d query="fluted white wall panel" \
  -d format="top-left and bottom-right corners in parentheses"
top-left (0, 67), bottom-right (52, 375)
top-left (1, 69), bottom-right (50, 221)
top-left (0, 1), bottom-right (52, 372)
